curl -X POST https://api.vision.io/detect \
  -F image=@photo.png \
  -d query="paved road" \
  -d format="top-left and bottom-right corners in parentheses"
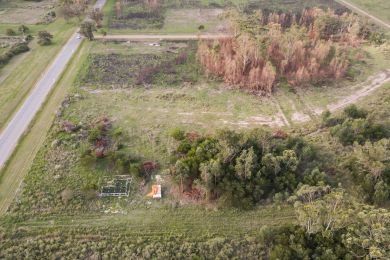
top-left (336, 0), bottom-right (390, 29)
top-left (0, 0), bottom-right (107, 169)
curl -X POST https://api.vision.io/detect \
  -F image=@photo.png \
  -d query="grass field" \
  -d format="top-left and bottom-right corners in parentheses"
top-left (0, 0), bottom-right (56, 24)
top-left (0, 19), bottom-right (78, 130)
top-left (347, 0), bottom-right (390, 24)
top-left (0, 40), bottom-right (89, 215)
top-left (4, 34), bottom-right (388, 217)
top-left (102, 0), bottom-right (347, 35)
top-left (0, 0), bottom-right (389, 257)
top-left (0, 205), bottom-right (294, 258)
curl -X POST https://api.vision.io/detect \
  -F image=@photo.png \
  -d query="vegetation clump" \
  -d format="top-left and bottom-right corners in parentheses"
top-left (198, 8), bottom-right (370, 94)
top-left (37, 30), bottom-right (53, 46)
top-left (111, 0), bottom-right (165, 30)
top-left (169, 129), bottom-right (326, 208)
top-left (0, 42), bottom-right (30, 68)
top-left (80, 43), bottom-right (200, 87)
top-left (80, 117), bottom-right (155, 180)
top-left (323, 105), bottom-right (389, 145)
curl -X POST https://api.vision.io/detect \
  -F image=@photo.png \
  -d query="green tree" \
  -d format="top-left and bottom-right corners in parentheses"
top-left (291, 186), bottom-right (350, 234)
top-left (37, 31), bottom-right (53, 46)
top-left (343, 206), bottom-right (390, 258)
top-left (18, 25), bottom-right (29, 36)
top-left (235, 147), bottom-right (258, 180)
top-left (80, 21), bottom-right (94, 41)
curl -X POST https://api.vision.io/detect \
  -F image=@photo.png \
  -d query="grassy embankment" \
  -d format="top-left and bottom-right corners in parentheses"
top-left (0, 20), bottom-right (78, 130)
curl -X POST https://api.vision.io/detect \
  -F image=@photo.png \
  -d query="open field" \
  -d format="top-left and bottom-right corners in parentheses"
top-left (0, 40), bottom-right (89, 215)
top-left (0, 205), bottom-right (294, 258)
top-left (0, 0), bottom-right (390, 257)
top-left (0, 0), bottom-right (56, 24)
top-left (102, 0), bottom-right (347, 34)
top-left (346, 0), bottom-right (390, 24)
top-left (3, 34), bottom-right (388, 216)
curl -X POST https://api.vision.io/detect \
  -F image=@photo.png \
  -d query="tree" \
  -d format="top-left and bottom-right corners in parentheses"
top-left (343, 206), bottom-right (390, 258)
top-left (89, 8), bottom-right (103, 28)
top-left (37, 31), bottom-right (53, 46)
top-left (349, 139), bottom-right (390, 204)
top-left (80, 21), bottom-right (94, 41)
top-left (291, 186), bottom-right (349, 234)
top-left (235, 147), bottom-right (258, 180)
top-left (197, 8), bottom-right (361, 95)
top-left (18, 25), bottom-right (29, 36)
top-left (60, 0), bottom-right (87, 21)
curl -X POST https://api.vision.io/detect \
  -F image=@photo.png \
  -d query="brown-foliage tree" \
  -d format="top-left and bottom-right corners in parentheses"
top-left (198, 8), bottom-right (363, 95)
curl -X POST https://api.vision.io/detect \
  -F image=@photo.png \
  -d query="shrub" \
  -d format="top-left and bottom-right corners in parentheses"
top-left (325, 106), bottom-right (389, 145)
top-left (0, 43), bottom-right (30, 67)
top-left (343, 104), bottom-right (367, 119)
top-left (18, 25), bottom-right (29, 35)
top-left (5, 28), bottom-right (16, 36)
top-left (170, 128), bottom-right (185, 141)
top-left (37, 30), bottom-right (53, 46)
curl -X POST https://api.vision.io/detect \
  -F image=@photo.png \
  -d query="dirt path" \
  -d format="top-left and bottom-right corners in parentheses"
top-left (335, 0), bottom-right (390, 29)
top-left (313, 70), bottom-right (390, 116)
top-left (95, 34), bottom-right (231, 41)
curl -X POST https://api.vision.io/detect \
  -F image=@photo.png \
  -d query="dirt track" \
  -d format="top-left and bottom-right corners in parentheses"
top-left (294, 70), bottom-right (390, 125)
top-left (95, 34), bottom-right (231, 41)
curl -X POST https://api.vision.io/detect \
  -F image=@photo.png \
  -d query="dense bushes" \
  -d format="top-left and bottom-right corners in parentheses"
top-left (169, 129), bottom-right (326, 208)
top-left (322, 105), bottom-right (390, 205)
top-left (323, 105), bottom-right (389, 145)
top-left (0, 42), bottom-right (30, 68)
top-left (80, 118), bottom-right (155, 180)
top-left (198, 8), bottom-right (365, 94)
top-left (345, 139), bottom-right (390, 205)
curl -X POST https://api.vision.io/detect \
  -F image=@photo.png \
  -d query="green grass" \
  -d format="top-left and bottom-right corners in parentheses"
top-left (0, 19), bottom-right (78, 130)
top-left (346, 0), bottom-right (390, 24)
top-left (102, 0), bottom-right (346, 35)
top-left (0, 0), bottom-right (55, 24)
top-left (277, 44), bottom-right (390, 122)
top-left (6, 37), bottom-right (390, 217)
top-left (0, 205), bottom-right (294, 258)
top-left (4, 40), bottom-right (283, 217)
top-left (0, 40), bottom-right (90, 215)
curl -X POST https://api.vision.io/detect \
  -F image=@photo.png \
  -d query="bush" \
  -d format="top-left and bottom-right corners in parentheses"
top-left (0, 43), bottom-right (30, 67)
top-left (18, 25), bottom-right (29, 35)
top-left (343, 104), bottom-right (367, 119)
top-left (170, 128), bottom-right (185, 141)
top-left (325, 106), bottom-right (389, 145)
top-left (5, 28), bottom-right (16, 36)
top-left (37, 30), bottom-right (53, 46)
